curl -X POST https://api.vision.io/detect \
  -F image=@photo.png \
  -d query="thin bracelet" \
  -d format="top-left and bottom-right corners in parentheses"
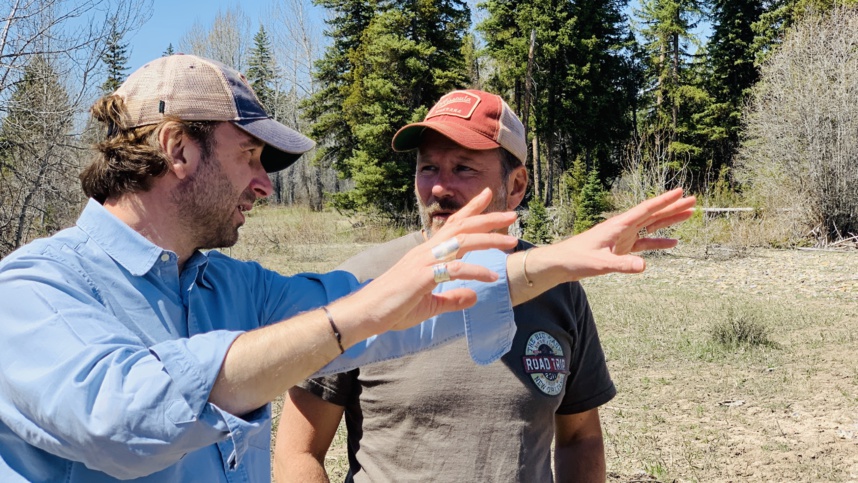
top-left (522, 247), bottom-right (535, 287)
top-left (322, 306), bottom-right (345, 354)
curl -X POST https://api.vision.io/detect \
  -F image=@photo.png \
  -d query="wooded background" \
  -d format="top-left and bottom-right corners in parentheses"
top-left (2, 0), bottom-right (857, 258)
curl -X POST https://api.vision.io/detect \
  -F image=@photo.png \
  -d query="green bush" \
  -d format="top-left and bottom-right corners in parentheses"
top-left (523, 198), bottom-right (552, 244)
top-left (573, 168), bottom-right (611, 234)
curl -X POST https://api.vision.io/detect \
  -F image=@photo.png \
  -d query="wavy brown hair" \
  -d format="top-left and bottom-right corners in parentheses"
top-left (81, 95), bottom-right (218, 203)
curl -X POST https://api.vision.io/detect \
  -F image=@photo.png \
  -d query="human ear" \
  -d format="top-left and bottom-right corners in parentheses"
top-left (159, 122), bottom-right (196, 180)
top-left (507, 165), bottom-right (528, 210)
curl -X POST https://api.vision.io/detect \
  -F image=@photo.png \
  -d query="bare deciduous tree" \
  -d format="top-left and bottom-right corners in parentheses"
top-left (612, 125), bottom-right (689, 210)
top-left (1, 55), bottom-right (79, 254)
top-left (0, 0), bottom-right (150, 257)
top-left (266, 0), bottom-right (340, 210)
top-left (179, 6), bottom-right (251, 71)
top-left (737, 5), bottom-right (858, 243)
top-left (1, 0), bottom-right (148, 106)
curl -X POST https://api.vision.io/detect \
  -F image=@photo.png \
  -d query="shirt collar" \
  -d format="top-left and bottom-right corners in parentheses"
top-left (76, 198), bottom-right (171, 276)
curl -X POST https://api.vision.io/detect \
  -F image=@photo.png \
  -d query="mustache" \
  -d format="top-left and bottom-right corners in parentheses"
top-left (423, 198), bottom-right (462, 217)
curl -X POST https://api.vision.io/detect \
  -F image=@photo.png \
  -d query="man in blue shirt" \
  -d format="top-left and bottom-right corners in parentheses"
top-left (0, 55), bottom-right (695, 482)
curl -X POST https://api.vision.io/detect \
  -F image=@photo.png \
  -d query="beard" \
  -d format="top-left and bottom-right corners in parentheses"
top-left (417, 182), bottom-right (508, 238)
top-left (171, 154), bottom-right (254, 250)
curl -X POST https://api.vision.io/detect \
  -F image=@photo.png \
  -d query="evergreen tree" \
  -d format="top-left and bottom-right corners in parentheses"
top-left (246, 25), bottom-right (278, 113)
top-left (636, 0), bottom-right (704, 130)
top-left (479, 0), bottom-right (635, 204)
top-left (312, 0), bottom-right (471, 218)
top-left (101, 23), bottom-right (130, 93)
top-left (694, 0), bottom-right (764, 178)
top-left (634, 0), bottom-right (708, 181)
top-left (337, 0), bottom-right (470, 217)
top-left (751, 0), bottom-right (857, 64)
top-left (573, 167), bottom-right (610, 233)
top-left (523, 198), bottom-right (552, 244)
top-left (304, 0), bottom-right (378, 176)
top-left (163, 43), bottom-right (175, 56)
top-left (0, 56), bottom-right (78, 255)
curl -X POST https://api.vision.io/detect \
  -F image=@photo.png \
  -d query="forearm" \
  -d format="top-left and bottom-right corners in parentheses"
top-left (275, 452), bottom-right (330, 483)
top-left (506, 248), bottom-right (568, 306)
top-left (211, 301), bottom-right (366, 415)
top-left (554, 436), bottom-right (607, 483)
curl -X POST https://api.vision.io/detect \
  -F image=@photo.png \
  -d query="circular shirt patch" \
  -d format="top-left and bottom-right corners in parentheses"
top-left (522, 331), bottom-right (568, 396)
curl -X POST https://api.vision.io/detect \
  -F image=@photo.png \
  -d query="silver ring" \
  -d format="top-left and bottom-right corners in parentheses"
top-left (638, 226), bottom-right (649, 238)
top-left (432, 263), bottom-right (452, 283)
top-left (431, 237), bottom-right (460, 262)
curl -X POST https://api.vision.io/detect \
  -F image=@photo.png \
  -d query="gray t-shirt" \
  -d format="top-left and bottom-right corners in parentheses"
top-left (301, 233), bottom-right (616, 482)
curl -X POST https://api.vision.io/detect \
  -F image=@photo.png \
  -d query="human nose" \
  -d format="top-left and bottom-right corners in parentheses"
top-left (250, 163), bottom-right (273, 199)
top-left (430, 170), bottom-right (455, 199)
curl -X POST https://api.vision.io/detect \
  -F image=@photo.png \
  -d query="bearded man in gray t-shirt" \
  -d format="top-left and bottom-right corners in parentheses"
top-left (274, 90), bottom-right (616, 482)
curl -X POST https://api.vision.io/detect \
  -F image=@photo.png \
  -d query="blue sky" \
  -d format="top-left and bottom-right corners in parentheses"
top-left (126, 0), bottom-right (709, 72)
top-left (127, 0), bottom-right (273, 71)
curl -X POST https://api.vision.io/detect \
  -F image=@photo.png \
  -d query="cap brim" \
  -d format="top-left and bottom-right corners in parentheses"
top-left (233, 118), bottom-right (316, 173)
top-left (391, 121), bottom-right (501, 154)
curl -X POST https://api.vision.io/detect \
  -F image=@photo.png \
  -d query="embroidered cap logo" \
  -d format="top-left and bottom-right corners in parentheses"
top-left (426, 91), bottom-right (482, 120)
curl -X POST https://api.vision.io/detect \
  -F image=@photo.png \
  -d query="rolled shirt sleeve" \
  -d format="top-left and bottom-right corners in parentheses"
top-left (0, 254), bottom-right (253, 479)
top-left (314, 248), bottom-right (515, 376)
top-left (0, 199), bottom-right (516, 482)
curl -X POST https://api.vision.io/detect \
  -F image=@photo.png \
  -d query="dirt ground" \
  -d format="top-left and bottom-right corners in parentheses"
top-left (583, 247), bottom-right (858, 482)
top-left (249, 210), bottom-right (858, 482)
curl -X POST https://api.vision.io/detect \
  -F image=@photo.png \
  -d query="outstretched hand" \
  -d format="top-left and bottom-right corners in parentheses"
top-left (517, 188), bottom-right (696, 294)
top-left (337, 188), bottom-right (518, 338)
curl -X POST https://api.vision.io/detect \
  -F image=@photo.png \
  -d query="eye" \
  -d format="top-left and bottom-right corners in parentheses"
top-left (418, 165), bottom-right (437, 173)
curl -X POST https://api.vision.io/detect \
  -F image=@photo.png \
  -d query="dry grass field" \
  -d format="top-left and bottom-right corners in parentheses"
top-left (231, 205), bottom-right (858, 483)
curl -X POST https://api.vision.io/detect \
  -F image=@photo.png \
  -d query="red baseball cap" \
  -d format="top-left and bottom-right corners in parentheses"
top-left (391, 90), bottom-right (527, 163)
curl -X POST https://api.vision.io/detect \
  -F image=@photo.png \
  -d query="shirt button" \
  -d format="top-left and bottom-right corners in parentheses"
top-left (160, 253), bottom-right (170, 262)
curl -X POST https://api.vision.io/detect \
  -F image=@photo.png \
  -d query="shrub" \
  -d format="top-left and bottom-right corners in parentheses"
top-left (523, 198), bottom-right (552, 244)
top-left (709, 305), bottom-right (774, 348)
top-left (737, 5), bottom-right (858, 244)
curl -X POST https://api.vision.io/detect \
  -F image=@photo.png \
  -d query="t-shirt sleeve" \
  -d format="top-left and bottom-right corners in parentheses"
top-left (556, 282), bottom-right (616, 415)
top-left (298, 370), bottom-right (359, 407)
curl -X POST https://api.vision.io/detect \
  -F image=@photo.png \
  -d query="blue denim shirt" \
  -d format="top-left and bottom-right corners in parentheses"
top-left (0, 199), bottom-right (514, 482)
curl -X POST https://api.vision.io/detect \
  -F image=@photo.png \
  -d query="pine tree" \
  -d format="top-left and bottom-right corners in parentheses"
top-left (313, 0), bottom-right (471, 219)
top-left (695, 0), bottom-right (764, 177)
top-left (636, 0), bottom-right (704, 129)
top-left (479, 0), bottom-right (635, 204)
top-left (634, 0), bottom-right (708, 181)
top-left (573, 167), bottom-right (610, 233)
top-left (304, 0), bottom-right (378, 176)
top-left (523, 198), bottom-right (552, 244)
top-left (163, 43), bottom-right (175, 56)
top-left (246, 25), bottom-right (278, 113)
top-left (751, 0), bottom-right (857, 64)
top-left (101, 23), bottom-right (130, 93)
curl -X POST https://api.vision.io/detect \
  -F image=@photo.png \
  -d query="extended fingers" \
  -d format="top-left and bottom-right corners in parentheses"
top-left (446, 188), bottom-right (493, 222)
top-left (646, 196), bottom-right (697, 225)
top-left (442, 259), bottom-right (501, 283)
top-left (427, 288), bottom-right (479, 315)
top-left (445, 233), bottom-right (517, 258)
top-left (632, 237), bottom-right (679, 252)
top-left (432, 210), bottom-right (518, 241)
top-left (618, 188), bottom-right (685, 225)
top-left (644, 208), bottom-right (696, 233)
